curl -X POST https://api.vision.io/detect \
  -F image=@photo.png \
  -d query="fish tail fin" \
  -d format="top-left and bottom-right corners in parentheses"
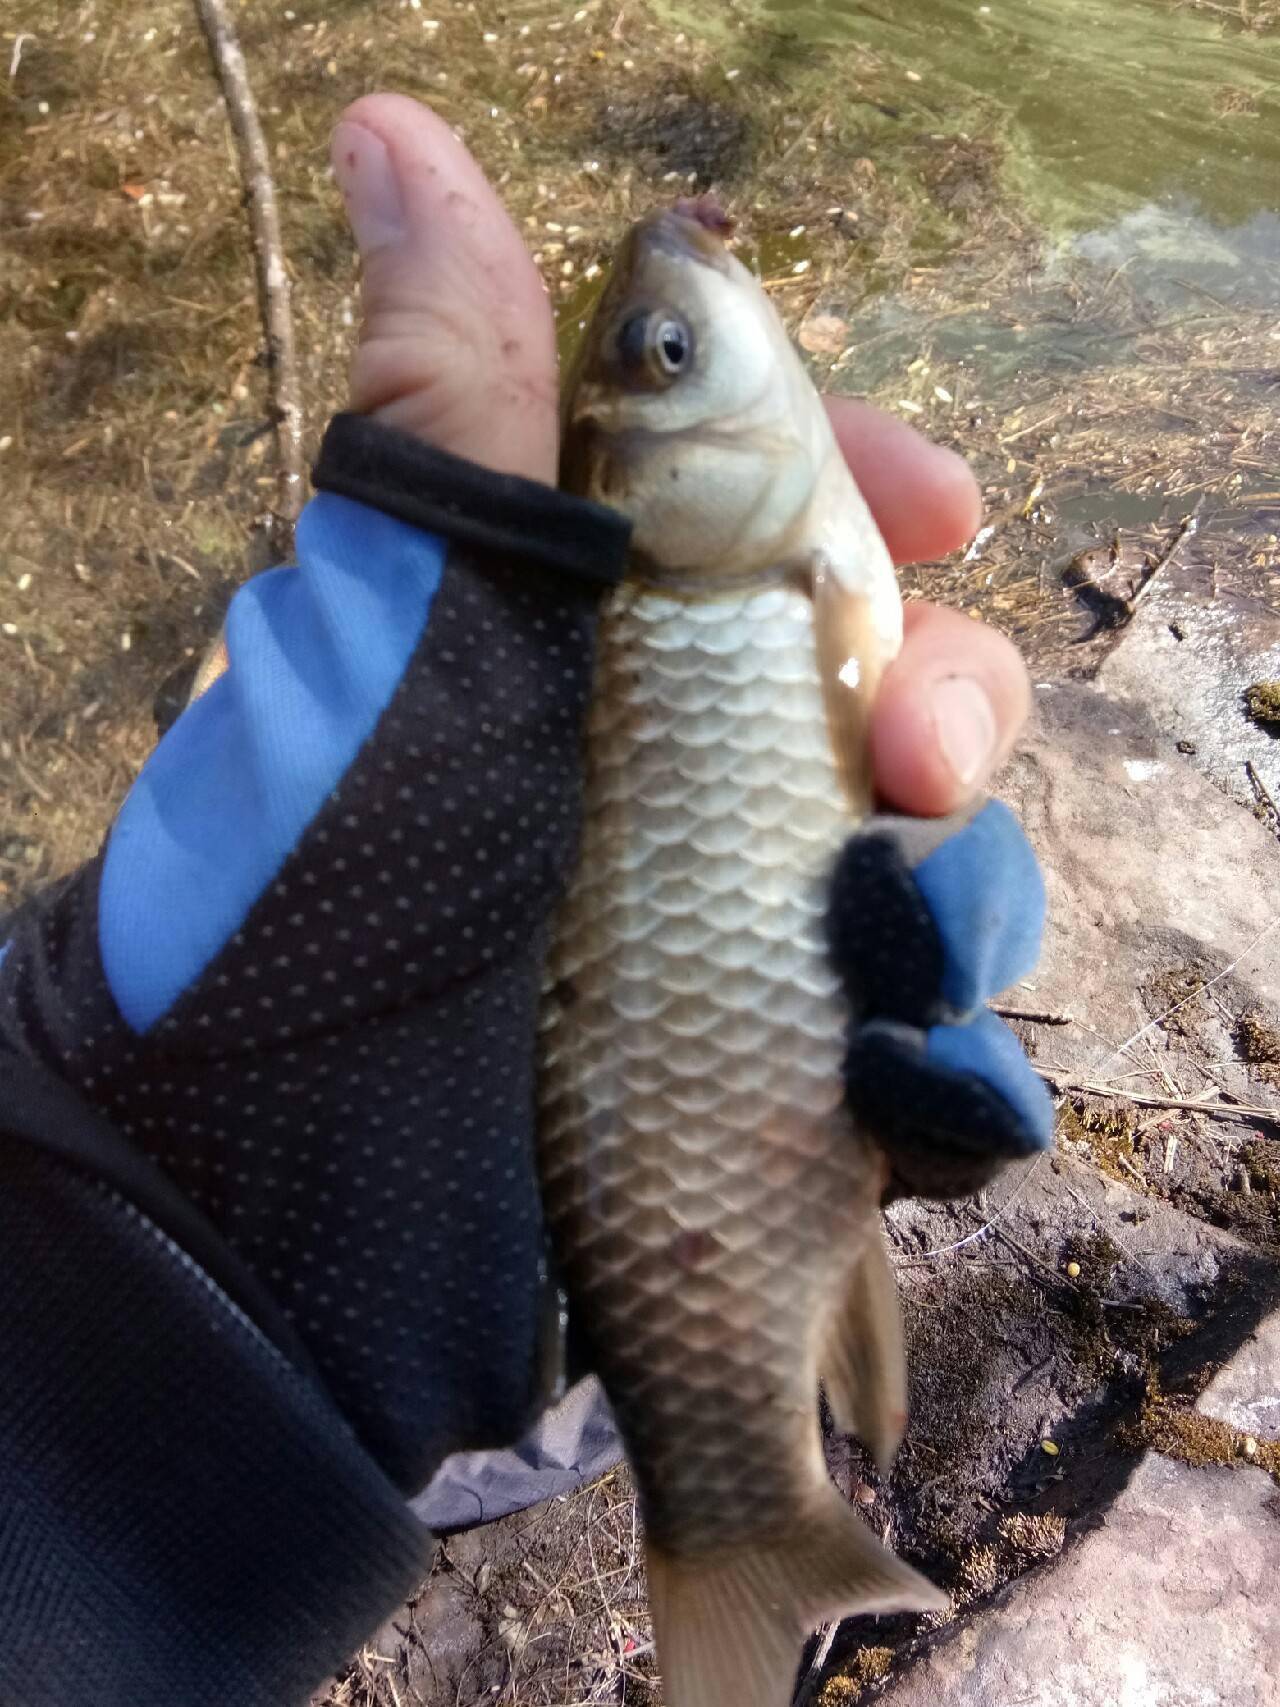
top-left (645, 1486), bottom-right (946, 1707)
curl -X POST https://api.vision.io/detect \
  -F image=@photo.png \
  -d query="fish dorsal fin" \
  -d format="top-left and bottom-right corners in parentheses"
top-left (820, 1224), bottom-right (908, 1475)
top-left (808, 551), bottom-right (884, 818)
top-left (645, 1482), bottom-right (945, 1707)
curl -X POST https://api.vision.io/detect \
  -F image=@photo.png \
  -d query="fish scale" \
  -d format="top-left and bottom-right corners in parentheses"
top-left (539, 577), bottom-right (877, 1556)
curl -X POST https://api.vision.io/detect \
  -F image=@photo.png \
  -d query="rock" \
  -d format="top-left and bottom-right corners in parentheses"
top-left (1197, 1309), bottom-right (1280, 1440)
top-left (993, 680), bottom-right (1280, 1080)
top-left (884, 1152), bottom-right (1270, 1554)
top-left (874, 1449), bottom-right (1280, 1707)
top-left (871, 1290), bottom-right (1280, 1707)
top-left (1098, 540), bottom-right (1280, 820)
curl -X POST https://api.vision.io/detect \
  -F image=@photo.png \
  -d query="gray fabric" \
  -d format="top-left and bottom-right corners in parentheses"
top-left (413, 1377), bottom-right (624, 1533)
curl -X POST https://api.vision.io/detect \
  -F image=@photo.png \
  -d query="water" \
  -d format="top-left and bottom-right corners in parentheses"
top-left (658, 0), bottom-right (1280, 234)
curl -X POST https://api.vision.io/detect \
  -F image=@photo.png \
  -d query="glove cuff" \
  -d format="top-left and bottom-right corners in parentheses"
top-left (312, 410), bottom-right (632, 588)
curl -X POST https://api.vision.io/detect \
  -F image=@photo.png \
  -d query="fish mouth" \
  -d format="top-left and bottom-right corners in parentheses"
top-left (630, 202), bottom-right (735, 274)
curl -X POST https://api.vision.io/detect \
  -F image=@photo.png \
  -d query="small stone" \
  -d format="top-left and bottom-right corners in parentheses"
top-left (1242, 1436), bottom-right (1258, 1459)
top-left (855, 1481), bottom-right (877, 1506)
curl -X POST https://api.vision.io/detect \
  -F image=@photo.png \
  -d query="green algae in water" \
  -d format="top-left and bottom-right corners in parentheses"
top-left (652, 0), bottom-right (1280, 233)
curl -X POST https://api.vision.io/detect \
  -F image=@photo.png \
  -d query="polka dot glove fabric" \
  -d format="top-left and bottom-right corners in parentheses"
top-left (829, 799), bottom-right (1055, 1202)
top-left (0, 413), bottom-right (631, 1494)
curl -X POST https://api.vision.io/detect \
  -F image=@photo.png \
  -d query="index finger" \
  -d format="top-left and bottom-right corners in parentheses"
top-left (824, 398), bottom-right (983, 567)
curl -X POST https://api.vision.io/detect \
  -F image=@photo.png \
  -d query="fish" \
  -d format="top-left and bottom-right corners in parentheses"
top-left (538, 196), bottom-right (947, 1707)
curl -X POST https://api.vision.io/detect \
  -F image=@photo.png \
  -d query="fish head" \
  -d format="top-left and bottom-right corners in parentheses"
top-left (561, 199), bottom-right (834, 580)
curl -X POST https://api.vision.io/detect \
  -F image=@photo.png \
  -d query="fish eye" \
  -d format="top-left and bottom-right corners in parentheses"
top-left (614, 311), bottom-right (693, 385)
top-left (655, 319), bottom-right (690, 375)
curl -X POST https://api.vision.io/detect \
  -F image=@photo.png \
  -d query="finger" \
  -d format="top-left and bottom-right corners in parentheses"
top-left (824, 398), bottom-right (983, 566)
top-left (331, 93), bottom-right (558, 484)
top-left (871, 602), bottom-right (1032, 816)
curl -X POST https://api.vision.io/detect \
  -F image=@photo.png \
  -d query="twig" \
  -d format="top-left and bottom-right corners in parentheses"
top-left (998, 411), bottom-right (1060, 446)
top-left (1246, 761), bottom-right (1279, 828)
top-left (9, 33), bottom-right (34, 80)
top-left (992, 1005), bottom-right (1074, 1027)
top-left (1129, 507), bottom-right (1201, 610)
top-left (1035, 1067), bottom-right (1279, 1124)
top-left (992, 1225), bottom-right (1073, 1290)
top-left (192, 0), bottom-right (305, 553)
top-left (793, 1623), bottom-right (838, 1707)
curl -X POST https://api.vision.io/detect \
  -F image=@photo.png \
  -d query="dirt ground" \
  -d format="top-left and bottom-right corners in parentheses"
top-left (2, 3), bottom-right (1278, 1705)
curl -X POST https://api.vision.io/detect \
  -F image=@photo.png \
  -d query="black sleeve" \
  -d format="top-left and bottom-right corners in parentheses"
top-left (0, 417), bottom-right (631, 1707)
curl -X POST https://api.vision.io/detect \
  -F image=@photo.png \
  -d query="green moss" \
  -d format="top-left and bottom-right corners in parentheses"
top-left (1059, 1098), bottom-right (1140, 1185)
top-left (1064, 1230), bottom-right (1123, 1285)
top-left (818, 1647), bottom-right (895, 1705)
top-left (1235, 1011), bottom-right (1280, 1091)
top-left (997, 1513), bottom-right (1066, 1562)
top-left (818, 1681), bottom-right (861, 1707)
top-left (956, 1543), bottom-right (1001, 1601)
top-left (1121, 1386), bottom-right (1280, 1486)
top-left (1244, 681), bottom-right (1280, 726)
top-left (1146, 964), bottom-right (1210, 1042)
top-left (1240, 1141), bottom-right (1280, 1195)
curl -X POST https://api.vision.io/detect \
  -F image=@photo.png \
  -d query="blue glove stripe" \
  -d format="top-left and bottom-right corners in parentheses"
top-left (913, 800), bottom-right (1045, 1018)
top-left (100, 492), bottom-right (444, 1033)
top-left (924, 1010), bottom-right (1055, 1150)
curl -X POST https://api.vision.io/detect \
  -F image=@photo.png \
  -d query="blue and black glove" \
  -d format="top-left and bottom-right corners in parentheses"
top-left (832, 799), bottom-right (1054, 1202)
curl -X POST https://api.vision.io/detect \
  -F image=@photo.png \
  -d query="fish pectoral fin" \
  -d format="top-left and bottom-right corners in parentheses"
top-left (808, 552), bottom-right (882, 816)
top-left (646, 1485), bottom-right (945, 1707)
top-left (820, 1225), bottom-right (908, 1476)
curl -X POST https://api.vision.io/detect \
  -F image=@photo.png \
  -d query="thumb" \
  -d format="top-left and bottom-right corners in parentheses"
top-left (331, 93), bottom-right (559, 485)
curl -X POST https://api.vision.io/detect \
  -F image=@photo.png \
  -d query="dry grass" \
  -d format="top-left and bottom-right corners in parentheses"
top-left (315, 1469), bottom-right (657, 1707)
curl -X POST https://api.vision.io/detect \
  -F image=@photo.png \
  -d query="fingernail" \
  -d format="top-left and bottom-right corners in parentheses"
top-left (931, 675), bottom-right (997, 787)
top-left (331, 121), bottom-right (405, 252)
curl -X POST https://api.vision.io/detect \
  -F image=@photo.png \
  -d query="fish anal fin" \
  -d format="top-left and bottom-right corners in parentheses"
top-left (646, 1486), bottom-right (945, 1707)
top-left (820, 1226), bottom-right (908, 1475)
top-left (808, 553), bottom-right (884, 817)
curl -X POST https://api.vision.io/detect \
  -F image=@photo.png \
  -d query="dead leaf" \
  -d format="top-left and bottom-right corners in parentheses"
top-left (798, 312), bottom-right (848, 356)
